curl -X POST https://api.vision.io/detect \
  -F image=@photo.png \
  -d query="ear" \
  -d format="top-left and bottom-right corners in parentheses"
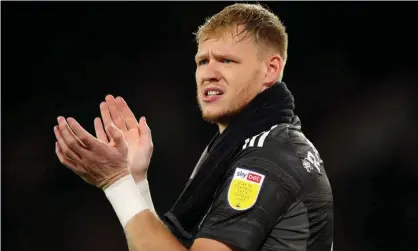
top-left (263, 54), bottom-right (284, 88)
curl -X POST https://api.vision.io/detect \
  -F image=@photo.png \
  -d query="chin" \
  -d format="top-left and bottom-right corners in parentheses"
top-left (198, 95), bottom-right (252, 125)
top-left (201, 109), bottom-right (223, 124)
top-left (201, 107), bottom-right (241, 125)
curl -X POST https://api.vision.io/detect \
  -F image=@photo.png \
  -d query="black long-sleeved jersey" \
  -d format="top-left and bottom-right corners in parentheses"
top-left (194, 119), bottom-right (333, 251)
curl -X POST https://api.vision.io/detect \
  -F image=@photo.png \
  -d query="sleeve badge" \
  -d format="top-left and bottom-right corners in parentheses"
top-left (227, 167), bottom-right (265, 211)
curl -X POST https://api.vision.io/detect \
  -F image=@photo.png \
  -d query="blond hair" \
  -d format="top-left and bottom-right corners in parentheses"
top-left (195, 3), bottom-right (288, 63)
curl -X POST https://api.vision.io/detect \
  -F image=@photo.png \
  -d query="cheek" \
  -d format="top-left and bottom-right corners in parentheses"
top-left (195, 69), bottom-right (200, 83)
top-left (195, 70), bottom-right (204, 92)
top-left (220, 66), bottom-right (240, 84)
top-left (228, 69), bottom-right (252, 88)
top-left (233, 73), bottom-right (260, 99)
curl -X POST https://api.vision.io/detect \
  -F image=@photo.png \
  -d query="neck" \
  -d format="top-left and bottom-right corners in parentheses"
top-left (216, 86), bottom-right (272, 134)
top-left (217, 123), bottom-right (227, 133)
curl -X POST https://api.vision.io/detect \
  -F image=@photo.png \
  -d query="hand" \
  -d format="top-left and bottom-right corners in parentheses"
top-left (54, 116), bottom-right (130, 189)
top-left (95, 95), bottom-right (154, 182)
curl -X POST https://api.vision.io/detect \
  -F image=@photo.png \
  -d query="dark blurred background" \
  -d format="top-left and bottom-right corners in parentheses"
top-left (2, 1), bottom-right (418, 251)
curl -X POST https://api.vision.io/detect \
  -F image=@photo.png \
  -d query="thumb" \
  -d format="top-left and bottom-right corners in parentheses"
top-left (138, 117), bottom-right (153, 144)
top-left (106, 123), bottom-right (124, 146)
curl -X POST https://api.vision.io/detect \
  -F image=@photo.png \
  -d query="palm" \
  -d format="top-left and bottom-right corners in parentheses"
top-left (96, 95), bottom-right (154, 181)
top-left (123, 128), bottom-right (152, 177)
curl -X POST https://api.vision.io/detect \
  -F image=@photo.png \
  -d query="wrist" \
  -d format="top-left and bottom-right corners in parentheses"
top-left (136, 178), bottom-right (150, 192)
top-left (135, 177), bottom-right (159, 217)
top-left (104, 174), bottom-right (150, 228)
top-left (100, 169), bottom-right (130, 189)
top-left (132, 173), bottom-right (147, 183)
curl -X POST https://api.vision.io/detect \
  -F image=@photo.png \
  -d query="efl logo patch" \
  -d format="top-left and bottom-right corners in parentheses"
top-left (227, 168), bottom-right (265, 211)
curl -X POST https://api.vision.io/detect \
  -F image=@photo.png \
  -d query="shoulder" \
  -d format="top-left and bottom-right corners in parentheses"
top-left (230, 119), bottom-right (324, 188)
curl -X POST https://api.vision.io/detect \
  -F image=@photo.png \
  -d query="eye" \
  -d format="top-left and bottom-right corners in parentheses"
top-left (221, 59), bottom-right (234, 64)
top-left (198, 59), bottom-right (209, 66)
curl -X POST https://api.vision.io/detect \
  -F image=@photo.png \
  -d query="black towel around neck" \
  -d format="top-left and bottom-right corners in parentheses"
top-left (164, 82), bottom-right (296, 246)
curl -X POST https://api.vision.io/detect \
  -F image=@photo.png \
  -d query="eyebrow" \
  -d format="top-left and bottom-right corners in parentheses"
top-left (194, 52), bottom-right (207, 62)
top-left (195, 50), bottom-right (239, 62)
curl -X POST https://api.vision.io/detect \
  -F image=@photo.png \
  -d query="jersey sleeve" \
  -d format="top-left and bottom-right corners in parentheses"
top-left (195, 138), bottom-right (306, 251)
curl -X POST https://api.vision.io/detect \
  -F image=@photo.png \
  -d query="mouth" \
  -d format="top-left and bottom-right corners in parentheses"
top-left (202, 86), bottom-right (225, 103)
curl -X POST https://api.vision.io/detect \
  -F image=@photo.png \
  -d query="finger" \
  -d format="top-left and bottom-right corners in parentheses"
top-left (55, 141), bottom-right (78, 170)
top-left (94, 117), bottom-right (109, 143)
top-left (106, 123), bottom-right (125, 147)
top-left (105, 95), bottom-right (128, 132)
top-left (115, 96), bottom-right (138, 130)
top-left (54, 125), bottom-right (82, 162)
top-left (100, 101), bottom-right (113, 129)
top-left (139, 116), bottom-right (153, 145)
top-left (65, 117), bottom-right (97, 149)
top-left (57, 116), bottom-right (87, 149)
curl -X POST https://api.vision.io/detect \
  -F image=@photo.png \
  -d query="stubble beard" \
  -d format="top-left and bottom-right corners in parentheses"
top-left (197, 80), bottom-right (259, 126)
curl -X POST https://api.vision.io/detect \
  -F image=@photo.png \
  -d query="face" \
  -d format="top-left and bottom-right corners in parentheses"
top-left (195, 27), bottom-right (281, 129)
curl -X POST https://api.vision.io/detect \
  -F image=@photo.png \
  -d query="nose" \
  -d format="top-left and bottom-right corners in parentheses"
top-left (201, 61), bottom-right (222, 83)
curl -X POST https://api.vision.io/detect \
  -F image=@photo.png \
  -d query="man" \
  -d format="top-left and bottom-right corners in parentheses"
top-left (54, 3), bottom-right (333, 251)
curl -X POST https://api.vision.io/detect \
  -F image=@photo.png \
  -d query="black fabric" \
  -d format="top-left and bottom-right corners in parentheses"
top-left (164, 82), bottom-right (296, 247)
top-left (196, 153), bottom-right (308, 251)
top-left (195, 121), bottom-right (334, 251)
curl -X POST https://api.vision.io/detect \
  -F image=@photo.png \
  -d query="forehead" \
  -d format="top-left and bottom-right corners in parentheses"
top-left (196, 28), bottom-right (258, 56)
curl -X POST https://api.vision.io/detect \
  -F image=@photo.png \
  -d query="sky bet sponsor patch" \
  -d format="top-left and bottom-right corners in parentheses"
top-left (227, 168), bottom-right (265, 211)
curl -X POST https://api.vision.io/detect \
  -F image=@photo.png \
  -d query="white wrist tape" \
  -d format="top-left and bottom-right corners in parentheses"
top-left (104, 175), bottom-right (150, 228)
top-left (135, 179), bottom-right (157, 217)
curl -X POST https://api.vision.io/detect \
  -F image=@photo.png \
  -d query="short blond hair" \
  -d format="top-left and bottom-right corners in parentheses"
top-left (195, 3), bottom-right (288, 63)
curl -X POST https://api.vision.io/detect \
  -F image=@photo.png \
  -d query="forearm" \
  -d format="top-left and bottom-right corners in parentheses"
top-left (125, 210), bottom-right (187, 251)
